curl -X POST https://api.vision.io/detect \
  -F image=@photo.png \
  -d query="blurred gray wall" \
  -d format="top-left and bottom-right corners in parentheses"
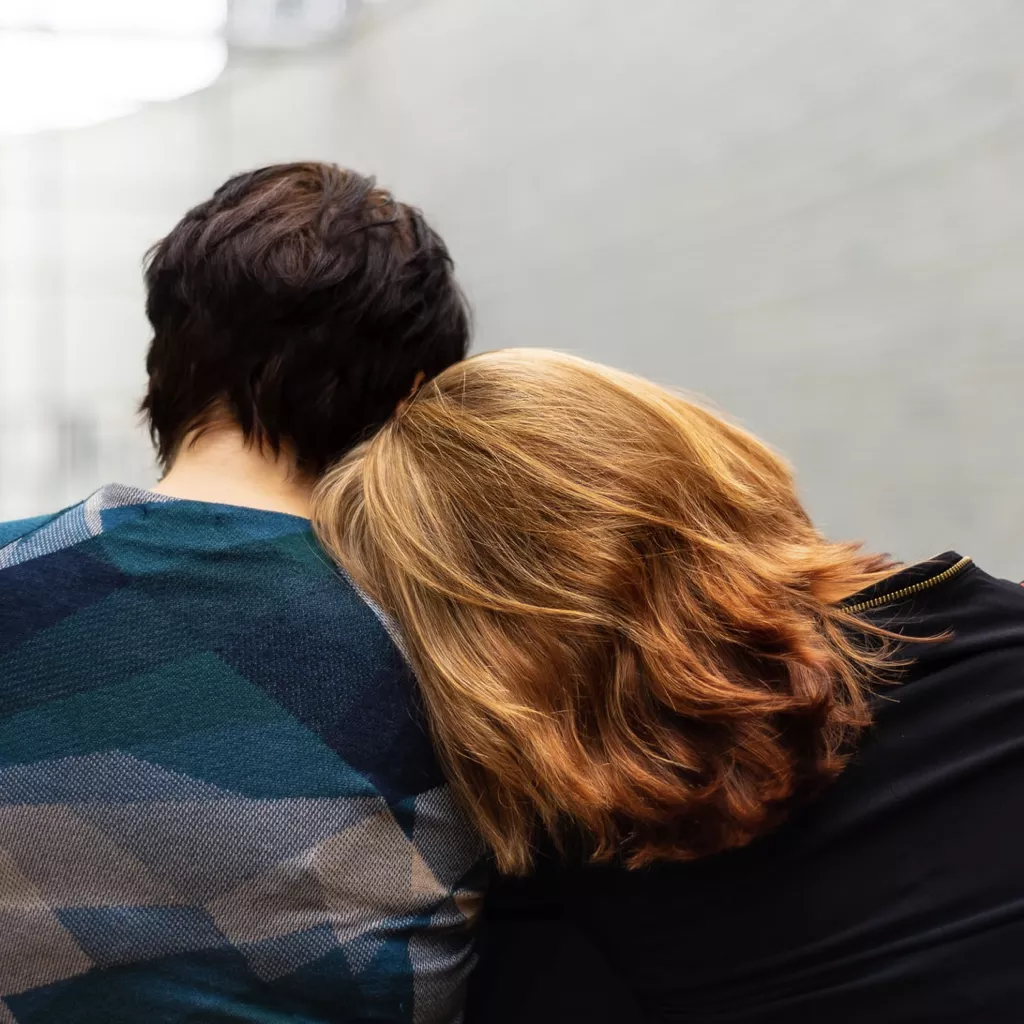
top-left (1, 0), bottom-right (1022, 577)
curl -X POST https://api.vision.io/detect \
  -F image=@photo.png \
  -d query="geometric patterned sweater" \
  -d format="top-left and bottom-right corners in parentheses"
top-left (0, 484), bottom-right (483, 1024)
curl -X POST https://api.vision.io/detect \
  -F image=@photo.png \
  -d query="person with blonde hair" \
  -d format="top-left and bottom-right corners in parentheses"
top-left (313, 348), bottom-right (1024, 1024)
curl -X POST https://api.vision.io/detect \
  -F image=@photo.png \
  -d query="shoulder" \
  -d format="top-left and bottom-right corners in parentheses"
top-left (0, 512), bottom-right (61, 549)
top-left (949, 560), bottom-right (1024, 632)
top-left (870, 558), bottom-right (1024, 723)
top-left (0, 491), bottom-right (110, 571)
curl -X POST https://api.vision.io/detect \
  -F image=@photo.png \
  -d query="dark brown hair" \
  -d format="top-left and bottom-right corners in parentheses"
top-left (141, 161), bottom-right (470, 472)
top-left (314, 349), bottom-right (903, 875)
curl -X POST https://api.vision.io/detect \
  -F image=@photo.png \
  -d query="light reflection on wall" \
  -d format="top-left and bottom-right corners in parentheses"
top-left (0, 0), bottom-right (228, 135)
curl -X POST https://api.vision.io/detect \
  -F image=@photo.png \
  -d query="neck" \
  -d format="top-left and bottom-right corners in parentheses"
top-left (151, 426), bottom-right (313, 519)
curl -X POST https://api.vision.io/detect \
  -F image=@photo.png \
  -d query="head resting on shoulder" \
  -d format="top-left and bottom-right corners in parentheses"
top-left (313, 348), bottom-right (897, 874)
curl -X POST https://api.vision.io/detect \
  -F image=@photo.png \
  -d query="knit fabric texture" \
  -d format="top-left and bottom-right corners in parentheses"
top-left (0, 485), bottom-right (484, 1023)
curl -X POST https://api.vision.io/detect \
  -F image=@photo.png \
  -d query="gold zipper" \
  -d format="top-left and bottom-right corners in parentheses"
top-left (843, 555), bottom-right (973, 614)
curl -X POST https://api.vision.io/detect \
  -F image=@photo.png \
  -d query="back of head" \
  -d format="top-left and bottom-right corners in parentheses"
top-left (142, 161), bottom-right (470, 473)
top-left (313, 349), bottom-right (896, 874)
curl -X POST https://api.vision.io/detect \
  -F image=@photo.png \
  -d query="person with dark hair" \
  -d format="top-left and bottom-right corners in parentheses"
top-left (141, 161), bottom-right (470, 483)
top-left (0, 162), bottom-right (481, 1023)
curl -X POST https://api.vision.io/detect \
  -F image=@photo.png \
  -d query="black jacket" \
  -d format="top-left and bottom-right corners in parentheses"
top-left (467, 554), bottom-right (1024, 1023)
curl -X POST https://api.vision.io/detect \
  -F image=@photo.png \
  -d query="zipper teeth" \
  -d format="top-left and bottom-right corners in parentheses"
top-left (843, 555), bottom-right (972, 614)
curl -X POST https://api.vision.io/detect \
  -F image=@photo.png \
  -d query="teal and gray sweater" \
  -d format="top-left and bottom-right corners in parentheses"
top-left (0, 484), bottom-right (483, 1023)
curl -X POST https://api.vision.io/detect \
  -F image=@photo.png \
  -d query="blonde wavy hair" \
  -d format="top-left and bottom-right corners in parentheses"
top-left (312, 349), bottom-right (900, 875)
